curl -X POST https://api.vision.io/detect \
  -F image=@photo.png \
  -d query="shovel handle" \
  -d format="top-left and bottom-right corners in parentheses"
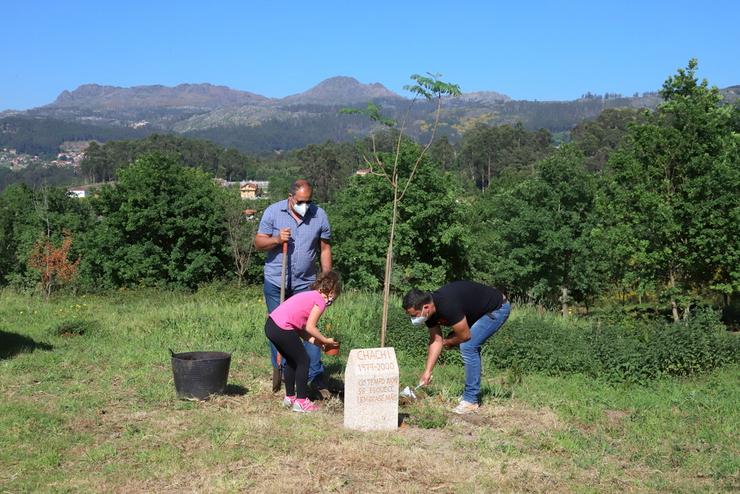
top-left (280, 241), bottom-right (288, 303)
top-left (277, 239), bottom-right (289, 368)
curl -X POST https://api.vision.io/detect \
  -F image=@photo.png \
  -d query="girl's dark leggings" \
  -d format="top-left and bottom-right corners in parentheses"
top-left (264, 317), bottom-right (309, 398)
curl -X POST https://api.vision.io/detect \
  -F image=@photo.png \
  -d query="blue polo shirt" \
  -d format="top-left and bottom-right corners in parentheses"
top-left (257, 199), bottom-right (331, 290)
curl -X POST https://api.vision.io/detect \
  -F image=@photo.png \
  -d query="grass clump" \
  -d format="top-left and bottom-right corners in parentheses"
top-left (406, 400), bottom-right (448, 429)
top-left (49, 319), bottom-right (99, 337)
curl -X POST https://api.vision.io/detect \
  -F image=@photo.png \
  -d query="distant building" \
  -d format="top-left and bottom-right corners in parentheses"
top-left (249, 180), bottom-right (270, 193)
top-left (355, 168), bottom-right (371, 176)
top-left (67, 183), bottom-right (109, 199)
top-left (240, 182), bottom-right (259, 199)
top-left (240, 182), bottom-right (261, 200)
top-left (212, 179), bottom-right (269, 198)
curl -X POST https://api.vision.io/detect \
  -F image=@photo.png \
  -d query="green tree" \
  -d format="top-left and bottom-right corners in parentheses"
top-left (80, 134), bottom-right (257, 183)
top-left (0, 184), bottom-right (92, 289)
top-left (81, 153), bottom-right (229, 289)
top-left (330, 137), bottom-right (468, 291)
top-left (294, 141), bottom-right (360, 202)
top-left (458, 122), bottom-right (552, 190)
top-left (597, 59), bottom-right (739, 319)
top-left (0, 184), bottom-right (35, 285)
top-left (571, 107), bottom-right (651, 170)
top-left (223, 191), bottom-right (259, 286)
top-left (429, 135), bottom-right (456, 171)
top-left (468, 145), bottom-right (599, 309)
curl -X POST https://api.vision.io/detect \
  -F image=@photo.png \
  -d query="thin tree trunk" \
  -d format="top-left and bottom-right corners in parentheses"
top-left (380, 189), bottom-right (398, 347)
top-left (561, 286), bottom-right (569, 318)
top-left (671, 299), bottom-right (680, 323)
top-left (669, 271), bottom-right (680, 323)
top-left (487, 157), bottom-right (491, 192)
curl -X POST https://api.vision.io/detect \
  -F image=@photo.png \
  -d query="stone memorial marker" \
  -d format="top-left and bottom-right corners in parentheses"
top-left (343, 347), bottom-right (399, 432)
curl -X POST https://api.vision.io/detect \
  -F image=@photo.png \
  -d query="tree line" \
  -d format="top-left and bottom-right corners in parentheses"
top-left (0, 61), bottom-right (737, 322)
top-left (0, 116), bottom-right (150, 157)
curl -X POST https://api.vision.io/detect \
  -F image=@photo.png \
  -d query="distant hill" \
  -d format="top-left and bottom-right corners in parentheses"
top-left (454, 91), bottom-right (512, 104)
top-left (48, 83), bottom-right (270, 110)
top-left (2, 77), bottom-right (737, 155)
top-left (279, 76), bottom-right (403, 105)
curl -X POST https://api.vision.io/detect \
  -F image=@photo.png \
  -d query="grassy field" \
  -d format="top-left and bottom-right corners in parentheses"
top-left (1, 287), bottom-right (738, 493)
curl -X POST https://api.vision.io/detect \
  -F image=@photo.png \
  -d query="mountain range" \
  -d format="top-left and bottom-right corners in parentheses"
top-left (2, 76), bottom-right (738, 155)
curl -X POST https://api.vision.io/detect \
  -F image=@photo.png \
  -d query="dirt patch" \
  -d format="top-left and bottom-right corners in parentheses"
top-left (450, 401), bottom-right (562, 435)
top-left (604, 409), bottom-right (630, 426)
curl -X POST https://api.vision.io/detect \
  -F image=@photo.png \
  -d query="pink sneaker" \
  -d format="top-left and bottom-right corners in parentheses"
top-left (282, 395), bottom-right (296, 407)
top-left (292, 398), bottom-right (319, 413)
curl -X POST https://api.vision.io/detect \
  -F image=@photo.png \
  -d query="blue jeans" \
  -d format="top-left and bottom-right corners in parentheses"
top-left (263, 282), bottom-right (325, 384)
top-left (459, 301), bottom-right (511, 404)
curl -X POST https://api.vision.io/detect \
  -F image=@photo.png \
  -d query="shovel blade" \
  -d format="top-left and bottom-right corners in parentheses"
top-left (272, 367), bottom-right (282, 393)
top-left (399, 386), bottom-right (417, 400)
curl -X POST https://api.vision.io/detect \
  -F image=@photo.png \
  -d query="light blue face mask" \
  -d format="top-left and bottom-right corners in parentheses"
top-left (410, 307), bottom-right (428, 326)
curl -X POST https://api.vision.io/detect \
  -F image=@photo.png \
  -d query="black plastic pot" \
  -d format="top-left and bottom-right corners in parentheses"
top-left (170, 350), bottom-right (231, 400)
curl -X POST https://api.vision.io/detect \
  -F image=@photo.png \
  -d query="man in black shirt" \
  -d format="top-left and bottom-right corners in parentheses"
top-left (403, 281), bottom-right (511, 414)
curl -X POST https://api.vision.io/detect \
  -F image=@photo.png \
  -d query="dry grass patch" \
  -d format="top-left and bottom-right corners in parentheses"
top-left (453, 401), bottom-right (562, 434)
top-left (51, 384), bottom-right (584, 493)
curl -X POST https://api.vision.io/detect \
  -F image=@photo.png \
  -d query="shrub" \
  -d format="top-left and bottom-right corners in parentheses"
top-left (382, 303), bottom-right (738, 384)
top-left (486, 311), bottom-right (596, 375)
top-left (485, 306), bottom-right (739, 383)
top-left (385, 306), bottom-right (427, 360)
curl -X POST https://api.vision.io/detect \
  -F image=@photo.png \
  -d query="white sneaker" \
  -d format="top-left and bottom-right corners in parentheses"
top-left (452, 400), bottom-right (479, 415)
top-left (282, 395), bottom-right (296, 407)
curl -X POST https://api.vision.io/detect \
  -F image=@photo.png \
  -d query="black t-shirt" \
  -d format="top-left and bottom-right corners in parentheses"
top-left (426, 281), bottom-right (504, 328)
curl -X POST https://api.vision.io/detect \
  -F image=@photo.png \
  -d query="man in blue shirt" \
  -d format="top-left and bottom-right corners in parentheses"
top-left (254, 179), bottom-right (332, 396)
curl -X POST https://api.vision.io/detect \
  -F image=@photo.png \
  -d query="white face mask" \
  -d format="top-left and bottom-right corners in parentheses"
top-left (292, 202), bottom-right (308, 217)
top-left (410, 307), bottom-right (428, 326)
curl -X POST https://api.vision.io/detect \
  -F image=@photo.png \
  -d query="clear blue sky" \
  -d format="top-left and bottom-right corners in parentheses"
top-left (2, 0), bottom-right (739, 110)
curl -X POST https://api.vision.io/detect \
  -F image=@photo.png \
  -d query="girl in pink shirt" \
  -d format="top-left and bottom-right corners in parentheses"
top-left (265, 271), bottom-right (340, 412)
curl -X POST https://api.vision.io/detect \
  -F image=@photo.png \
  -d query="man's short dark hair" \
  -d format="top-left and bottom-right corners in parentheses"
top-left (402, 289), bottom-right (432, 310)
top-left (289, 179), bottom-right (312, 195)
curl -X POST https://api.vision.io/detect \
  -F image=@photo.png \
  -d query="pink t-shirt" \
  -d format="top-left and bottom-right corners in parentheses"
top-left (270, 290), bottom-right (326, 330)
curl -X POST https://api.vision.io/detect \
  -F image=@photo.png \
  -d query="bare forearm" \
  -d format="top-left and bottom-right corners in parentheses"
top-left (320, 244), bottom-right (332, 272)
top-left (304, 325), bottom-right (330, 345)
top-left (443, 323), bottom-right (471, 348)
top-left (254, 234), bottom-right (281, 252)
top-left (424, 340), bottom-right (443, 375)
